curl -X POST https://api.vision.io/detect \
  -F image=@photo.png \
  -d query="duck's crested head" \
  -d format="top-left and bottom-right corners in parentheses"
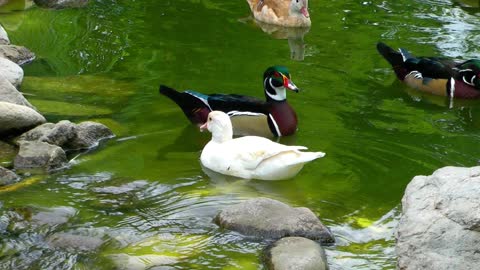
top-left (200, 111), bottom-right (233, 142)
top-left (263, 66), bottom-right (300, 101)
top-left (289, 0), bottom-right (309, 18)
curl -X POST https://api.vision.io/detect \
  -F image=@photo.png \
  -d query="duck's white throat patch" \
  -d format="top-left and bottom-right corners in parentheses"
top-left (264, 78), bottom-right (286, 101)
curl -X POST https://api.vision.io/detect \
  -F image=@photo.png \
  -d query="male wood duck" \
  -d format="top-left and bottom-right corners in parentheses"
top-left (377, 42), bottom-right (480, 99)
top-left (246, 0), bottom-right (311, 27)
top-left (159, 66), bottom-right (299, 137)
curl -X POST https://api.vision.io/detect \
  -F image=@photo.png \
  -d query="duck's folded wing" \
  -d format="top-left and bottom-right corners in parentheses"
top-left (227, 137), bottom-right (307, 170)
top-left (207, 94), bottom-right (270, 115)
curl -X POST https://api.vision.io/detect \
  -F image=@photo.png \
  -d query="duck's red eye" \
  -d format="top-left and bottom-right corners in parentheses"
top-left (274, 72), bottom-right (280, 77)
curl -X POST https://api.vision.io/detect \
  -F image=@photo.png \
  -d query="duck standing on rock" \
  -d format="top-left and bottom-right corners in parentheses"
top-left (200, 111), bottom-right (324, 180)
top-left (377, 42), bottom-right (480, 99)
top-left (159, 66), bottom-right (299, 137)
top-left (246, 0), bottom-right (311, 27)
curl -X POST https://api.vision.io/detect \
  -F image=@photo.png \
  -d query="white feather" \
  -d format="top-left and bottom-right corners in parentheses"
top-left (200, 111), bottom-right (325, 180)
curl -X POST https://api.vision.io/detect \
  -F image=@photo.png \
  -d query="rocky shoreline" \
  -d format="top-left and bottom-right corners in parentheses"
top-left (0, 22), bottom-right (113, 184)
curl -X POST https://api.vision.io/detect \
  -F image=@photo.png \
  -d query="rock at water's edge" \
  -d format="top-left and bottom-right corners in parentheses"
top-left (0, 166), bottom-right (19, 185)
top-left (34, 0), bottom-right (89, 9)
top-left (0, 25), bottom-right (9, 45)
top-left (14, 141), bottom-right (67, 171)
top-left (0, 102), bottom-right (46, 136)
top-left (214, 197), bottom-right (335, 244)
top-left (264, 237), bottom-right (329, 270)
top-left (0, 45), bottom-right (36, 65)
top-left (0, 57), bottom-right (23, 87)
top-left (396, 166), bottom-right (480, 270)
top-left (0, 77), bottom-right (36, 109)
top-left (67, 121), bottom-right (114, 150)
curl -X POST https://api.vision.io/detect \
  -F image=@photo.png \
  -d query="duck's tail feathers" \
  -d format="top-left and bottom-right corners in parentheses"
top-left (159, 85), bottom-right (211, 125)
top-left (376, 42), bottom-right (405, 67)
top-left (377, 42), bottom-right (412, 80)
top-left (286, 150), bottom-right (325, 165)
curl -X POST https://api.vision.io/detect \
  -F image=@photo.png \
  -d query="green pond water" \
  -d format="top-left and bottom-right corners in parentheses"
top-left (1, 0), bottom-right (480, 269)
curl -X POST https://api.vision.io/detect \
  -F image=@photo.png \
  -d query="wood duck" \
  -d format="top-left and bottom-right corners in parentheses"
top-left (159, 66), bottom-right (299, 137)
top-left (246, 0), bottom-right (311, 27)
top-left (377, 42), bottom-right (480, 99)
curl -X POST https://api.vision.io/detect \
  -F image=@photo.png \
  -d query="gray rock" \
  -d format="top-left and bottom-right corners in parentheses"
top-left (0, 57), bottom-right (23, 87)
top-left (32, 206), bottom-right (77, 227)
top-left (0, 77), bottom-right (35, 109)
top-left (0, 25), bottom-right (9, 45)
top-left (15, 122), bottom-right (56, 143)
top-left (265, 237), bottom-right (329, 270)
top-left (34, 0), bottom-right (88, 9)
top-left (47, 228), bottom-right (105, 252)
top-left (67, 121), bottom-right (114, 150)
top-left (0, 45), bottom-right (35, 65)
top-left (0, 102), bottom-right (46, 136)
top-left (14, 141), bottom-right (67, 171)
top-left (214, 198), bottom-right (335, 244)
top-left (16, 120), bottom-right (113, 150)
top-left (397, 166), bottom-right (480, 270)
top-left (0, 166), bottom-right (19, 185)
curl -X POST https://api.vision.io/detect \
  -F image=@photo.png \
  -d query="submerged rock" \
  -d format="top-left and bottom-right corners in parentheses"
top-left (214, 197), bottom-right (334, 244)
top-left (0, 166), bottom-right (19, 185)
top-left (264, 237), bottom-right (329, 270)
top-left (0, 140), bottom-right (17, 166)
top-left (0, 57), bottom-right (23, 87)
top-left (0, 24), bottom-right (9, 45)
top-left (0, 101), bottom-right (46, 136)
top-left (16, 120), bottom-right (113, 150)
top-left (14, 141), bottom-right (67, 171)
top-left (0, 77), bottom-right (35, 109)
top-left (108, 253), bottom-right (177, 270)
top-left (32, 206), bottom-right (77, 227)
top-left (34, 0), bottom-right (88, 9)
top-left (47, 230), bottom-right (104, 251)
top-left (0, 45), bottom-right (35, 65)
top-left (397, 166), bottom-right (480, 270)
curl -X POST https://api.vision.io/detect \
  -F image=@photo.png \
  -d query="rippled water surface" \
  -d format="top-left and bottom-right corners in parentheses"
top-left (1, 0), bottom-right (480, 269)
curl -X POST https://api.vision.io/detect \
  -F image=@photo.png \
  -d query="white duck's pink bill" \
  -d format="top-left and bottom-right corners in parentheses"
top-left (199, 122), bottom-right (208, 132)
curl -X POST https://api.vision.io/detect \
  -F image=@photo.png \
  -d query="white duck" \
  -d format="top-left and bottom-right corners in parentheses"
top-left (246, 0), bottom-right (311, 27)
top-left (200, 111), bottom-right (325, 180)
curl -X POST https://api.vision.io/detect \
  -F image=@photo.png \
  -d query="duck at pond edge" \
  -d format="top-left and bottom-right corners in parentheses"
top-left (246, 0), bottom-right (311, 27)
top-left (159, 66), bottom-right (299, 137)
top-left (377, 42), bottom-right (480, 99)
top-left (200, 111), bottom-right (324, 180)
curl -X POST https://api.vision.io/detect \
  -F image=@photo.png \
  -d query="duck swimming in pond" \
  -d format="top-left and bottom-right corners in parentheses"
top-left (377, 42), bottom-right (480, 99)
top-left (200, 111), bottom-right (325, 180)
top-left (246, 0), bottom-right (311, 27)
top-left (159, 66), bottom-right (299, 137)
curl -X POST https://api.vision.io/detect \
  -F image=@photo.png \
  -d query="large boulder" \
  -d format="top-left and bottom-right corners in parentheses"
top-left (0, 77), bottom-right (35, 109)
top-left (16, 120), bottom-right (113, 150)
top-left (264, 237), bottom-right (329, 270)
top-left (0, 102), bottom-right (46, 136)
top-left (33, 0), bottom-right (88, 9)
top-left (396, 166), bottom-right (480, 270)
top-left (0, 45), bottom-right (35, 65)
top-left (0, 57), bottom-right (23, 87)
top-left (0, 166), bottom-right (19, 186)
top-left (214, 198), bottom-right (335, 244)
top-left (0, 24), bottom-right (9, 45)
top-left (14, 141), bottom-right (67, 171)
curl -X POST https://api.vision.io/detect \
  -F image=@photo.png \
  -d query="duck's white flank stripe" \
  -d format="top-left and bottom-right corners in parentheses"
top-left (450, 78), bottom-right (455, 99)
top-left (268, 113), bottom-right (282, 136)
top-left (227, 111), bottom-right (264, 117)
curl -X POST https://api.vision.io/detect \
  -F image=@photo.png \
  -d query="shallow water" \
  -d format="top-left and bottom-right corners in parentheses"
top-left (1, 0), bottom-right (480, 269)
